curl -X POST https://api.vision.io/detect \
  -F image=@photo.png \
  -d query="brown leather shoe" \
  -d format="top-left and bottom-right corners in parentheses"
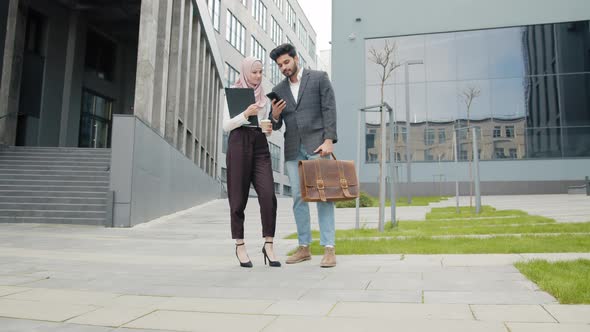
top-left (286, 246), bottom-right (311, 264)
top-left (320, 247), bottom-right (336, 268)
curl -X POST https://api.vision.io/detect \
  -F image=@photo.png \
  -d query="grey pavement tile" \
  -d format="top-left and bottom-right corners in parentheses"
top-left (506, 322), bottom-right (590, 332)
top-left (0, 298), bottom-right (98, 322)
top-left (299, 289), bottom-right (422, 303)
top-left (4, 288), bottom-right (121, 306)
top-left (122, 310), bottom-right (276, 332)
top-left (263, 316), bottom-right (507, 332)
top-left (367, 277), bottom-right (424, 290)
top-left (442, 254), bottom-right (523, 266)
top-left (66, 307), bottom-right (156, 327)
top-left (543, 304), bottom-right (590, 324)
top-left (263, 300), bottom-right (336, 316)
top-left (422, 271), bottom-right (527, 282)
top-left (0, 286), bottom-right (30, 297)
top-left (1, 319), bottom-right (116, 332)
top-left (424, 290), bottom-right (558, 305)
top-left (157, 297), bottom-right (273, 314)
top-left (329, 302), bottom-right (474, 320)
top-left (471, 304), bottom-right (557, 322)
top-left (422, 279), bottom-right (537, 292)
top-left (0, 275), bottom-right (49, 285)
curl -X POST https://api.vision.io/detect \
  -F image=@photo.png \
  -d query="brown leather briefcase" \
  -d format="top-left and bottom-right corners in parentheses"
top-left (298, 153), bottom-right (359, 202)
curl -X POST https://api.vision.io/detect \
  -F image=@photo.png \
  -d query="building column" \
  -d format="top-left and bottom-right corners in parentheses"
top-left (58, 11), bottom-right (79, 146)
top-left (151, 0), bottom-right (173, 136)
top-left (0, 0), bottom-right (23, 146)
top-left (133, 0), bottom-right (160, 126)
top-left (165, 0), bottom-right (185, 145)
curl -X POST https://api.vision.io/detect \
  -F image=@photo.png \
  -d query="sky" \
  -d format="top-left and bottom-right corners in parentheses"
top-left (296, 0), bottom-right (332, 51)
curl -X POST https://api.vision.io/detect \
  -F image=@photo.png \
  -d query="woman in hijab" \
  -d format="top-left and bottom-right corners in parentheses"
top-left (222, 57), bottom-right (280, 268)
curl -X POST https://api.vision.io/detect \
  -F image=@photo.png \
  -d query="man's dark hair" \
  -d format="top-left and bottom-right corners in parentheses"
top-left (270, 43), bottom-right (297, 61)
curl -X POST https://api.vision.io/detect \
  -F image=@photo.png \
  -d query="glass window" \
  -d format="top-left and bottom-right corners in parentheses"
top-left (250, 36), bottom-right (267, 73)
top-left (283, 185), bottom-right (291, 196)
top-left (273, 0), bottom-right (284, 12)
top-left (271, 16), bottom-right (283, 45)
top-left (225, 62), bottom-right (239, 87)
top-left (424, 128), bottom-right (435, 146)
top-left (286, 2), bottom-right (296, 31)
top-left (252, 0), bottom-right (267, 31)
top-left (505, 126), bottom-right (515, 138)
top-left (438, 128), bottom-right (446, 143)
top-left (226, 11), bottom-right (246, 54)
top-left (366, 20), bottom-right (590, 161)
top-left (269, 142), bottom-right (281, 172)
top-left (207, 0), bottom-right (221, 31)
top-left (85, 30), bottom-right (116, 81)
top-left (493, 126), bottom-right (502, 138)
top-left (297, 20), bottom-right (307, 49)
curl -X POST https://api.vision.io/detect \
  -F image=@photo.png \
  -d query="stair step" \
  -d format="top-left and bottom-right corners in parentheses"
top-left (0, 159), bottom-right (110, 166)
top-left (0, 196), bottom-right (107, 204)
top-left (0, 165), bottom-right (109, 171)
top-left (0, 202), bottom-right (106, 211)
top-left (0, 174), bottom-right (110, 181)
top-left (0, 190), bottom-right (108, 198)
top-left (4, 147), bottom-right (111, 152)
top-left (0, 169), bottom-right (109, 176)
top-left (0, 216), bottom-right (106, 226)
top-left (0, 185), bottom-right (109, 192)
top-left (0, 179), bottom-right (109, 186)
top-left (0, 210), bottom-right (106, 218)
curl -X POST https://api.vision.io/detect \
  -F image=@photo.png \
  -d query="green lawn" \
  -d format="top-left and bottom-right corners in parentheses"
top-left (335, 193), bottom-right (448, 208)
top-left (285, 206), bottom-right (590, 255)
top-left (304, 234), bottom-right (590, 255)
top-left (515, 259), bottom-right (590, 304)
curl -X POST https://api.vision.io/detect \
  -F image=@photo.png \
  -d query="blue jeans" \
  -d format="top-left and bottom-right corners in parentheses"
top-left (284, 145), bottom-right (335, 246)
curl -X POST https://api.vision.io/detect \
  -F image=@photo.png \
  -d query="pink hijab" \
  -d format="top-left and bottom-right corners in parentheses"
top-left (233, 57), bottom-right (267, 108)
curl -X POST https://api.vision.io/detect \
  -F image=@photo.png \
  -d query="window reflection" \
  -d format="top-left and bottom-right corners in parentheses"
top-left (365, 20), bottom-right (590, 162)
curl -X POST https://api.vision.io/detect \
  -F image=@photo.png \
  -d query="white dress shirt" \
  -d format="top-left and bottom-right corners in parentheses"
top-left (289, 67), bottom-right (304, 103)
top-left (222, 99), bottom-right (270, 133)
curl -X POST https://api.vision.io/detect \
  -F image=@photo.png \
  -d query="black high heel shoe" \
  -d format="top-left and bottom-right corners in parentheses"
top-left (235, 243), bottom-right (253, 268)
top-left (262, 241), bottom-right (281, 267)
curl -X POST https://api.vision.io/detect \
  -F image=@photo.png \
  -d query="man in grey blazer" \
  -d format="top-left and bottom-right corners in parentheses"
top-left (269, 43), bottom-right (337, 267)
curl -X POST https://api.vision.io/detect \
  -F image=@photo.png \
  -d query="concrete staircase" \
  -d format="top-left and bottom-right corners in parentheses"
top-left (0, 146), bottom-right (112, 226)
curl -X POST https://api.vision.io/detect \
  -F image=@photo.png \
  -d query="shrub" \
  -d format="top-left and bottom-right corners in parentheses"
top-left (335, 192), bottom-right (374, 208)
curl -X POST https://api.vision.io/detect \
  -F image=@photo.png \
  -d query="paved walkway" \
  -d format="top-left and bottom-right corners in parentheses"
top-left (0, 195), bottom-right (589, 331)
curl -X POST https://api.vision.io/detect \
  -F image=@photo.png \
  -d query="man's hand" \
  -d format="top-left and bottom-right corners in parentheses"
top-left (314, 139), bottom-right (334, 157)
top-left (271, 99), bottom-right (286, 121)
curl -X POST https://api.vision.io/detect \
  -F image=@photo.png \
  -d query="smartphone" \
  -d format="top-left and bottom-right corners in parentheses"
top-left (266, 91), bottom-right (283, 102)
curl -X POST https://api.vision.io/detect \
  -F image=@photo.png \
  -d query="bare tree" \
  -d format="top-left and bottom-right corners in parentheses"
top-left (368, 41), bottom-right (401, 230)
top-left (460, 86), bottom-right (481, 211)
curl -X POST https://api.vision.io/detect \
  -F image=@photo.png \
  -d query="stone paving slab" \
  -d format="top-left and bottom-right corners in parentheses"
top-left (470, 304), bottom-right (557, 322)
top-left (506, 322), bottom-right (590, 332)
top-left (543, 304), bottom-right (590, 324)
top-left (122, 310), bottom-right (276, 332)
top-left (424, 290), bottom-right (557, 305)
top-left (0, 298), bottom-right (98, 322)
top-left (329, 302), bottom-right (474, 320)
top-left (263, 316), bottom-right (507, 332)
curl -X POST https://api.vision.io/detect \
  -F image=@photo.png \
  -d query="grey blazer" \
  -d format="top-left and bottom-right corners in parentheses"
top-left (271, 69), bottom-right (338, 161)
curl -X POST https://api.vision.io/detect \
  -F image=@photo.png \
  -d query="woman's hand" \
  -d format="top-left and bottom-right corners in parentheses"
top-left (243, 104), bottom-right (260, 119)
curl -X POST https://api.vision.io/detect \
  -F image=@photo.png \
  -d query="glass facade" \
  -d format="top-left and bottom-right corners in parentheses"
top-left (364, 20), bottom-right (590, 163)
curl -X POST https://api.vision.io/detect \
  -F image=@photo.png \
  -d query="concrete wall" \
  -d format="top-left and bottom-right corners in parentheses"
top-left (332, 0), bottom-right (590, 194)
top-left (110, 115), bottom-right (220, 227)
top-left (0, 0), bottom-right (8, 84)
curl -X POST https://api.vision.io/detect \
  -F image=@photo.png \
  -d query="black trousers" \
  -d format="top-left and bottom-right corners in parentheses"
top-left (226, 127), bottom-right (277, 239)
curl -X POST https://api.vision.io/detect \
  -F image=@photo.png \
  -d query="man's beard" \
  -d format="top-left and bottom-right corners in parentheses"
top-left (283, 64), bottom-right (298, 78)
